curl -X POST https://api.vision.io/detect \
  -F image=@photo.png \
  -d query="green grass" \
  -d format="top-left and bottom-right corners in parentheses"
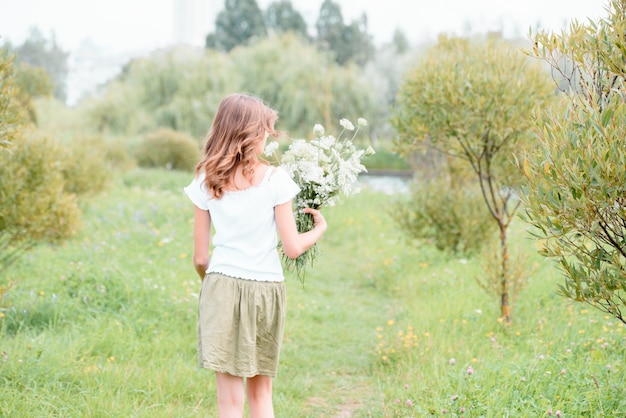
top-left (1, 168), bottom-right (625, 417)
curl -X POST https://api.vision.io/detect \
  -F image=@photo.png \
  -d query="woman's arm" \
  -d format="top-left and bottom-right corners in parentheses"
top-left (192, 205), bottom-right (211, 279)
top-left (275, 202), bottom-right (327, 259)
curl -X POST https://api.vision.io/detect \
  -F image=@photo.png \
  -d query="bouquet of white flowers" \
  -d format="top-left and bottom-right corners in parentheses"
top-left (264, 118), bottom-right (375, 283)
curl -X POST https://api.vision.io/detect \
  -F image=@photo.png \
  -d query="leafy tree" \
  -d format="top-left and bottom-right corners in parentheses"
top-left (315, 0), bottom-right (343, 50)
top-left (521, 0), bottom-right (626, 324)
top-left (231, 33), bottom-right (375, 135)
top-left (315, 0), bottom-right (373, 66)
top-left (0, 51), bottom-right (24, 150)
top-left (265, 0), bottom-right (309, 40)
top-left (0, 53), bottom-right (81, 278)
top-left (206, 0), bottom-right (267, 51)
top-left (392, 35), bottom-right (556, 322)
top-left (13, 62), bottom-right (54, 123)
top-left (85, 47), bottom-right (238, 138)
top-left (362, 39), bottom-right (420, 144)
top-left (392, 29), bottom-right (410, 54)
top-left (7, 27), bottom-right (69, 101)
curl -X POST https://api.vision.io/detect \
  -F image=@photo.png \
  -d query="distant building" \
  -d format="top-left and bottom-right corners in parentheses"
top-left (173, 0), bottom-right (214, 47)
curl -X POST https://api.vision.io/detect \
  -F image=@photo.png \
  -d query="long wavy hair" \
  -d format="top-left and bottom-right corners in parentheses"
top-left (196, 93), bottom-right (278, 199)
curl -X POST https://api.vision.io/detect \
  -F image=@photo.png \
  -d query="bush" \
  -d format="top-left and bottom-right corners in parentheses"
top-left (0, 131), bottom-right (82, 275)
top-left (134, 128), bottom-right (200, 172)
top-left (60, 135), bottom-right (111, 196)
top-left (391, 178), bottom-right (496, 256)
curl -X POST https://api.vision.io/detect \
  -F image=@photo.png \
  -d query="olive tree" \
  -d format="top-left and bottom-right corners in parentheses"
top-left (521, 0), bottom-right (626, 323)
top-left (392, 35), bottom-right (556, 322)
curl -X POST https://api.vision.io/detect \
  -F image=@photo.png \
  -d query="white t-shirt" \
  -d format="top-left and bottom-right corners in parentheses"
top-left (184, 166), bottom-right (300, 282)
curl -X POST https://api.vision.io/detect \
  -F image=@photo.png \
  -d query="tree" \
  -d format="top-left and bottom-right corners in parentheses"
top-left (13, 62), bottom-right (54, 123)
top-left (392, 29), bottom-right (410, 54)
top-left (264, 0), bottom-right (309, 40)
top-left (7, 27), bottom-right (69, 102)
top-left (392, 35), bottom-right (556, 322)
top-left (0, 53), bottom-right (81, 278)
top-left (521, 0), bottom-right (626, 324)
top-left (85, 46), bottom-right (238, 138)
top-left (231, 33), bottom-right (375, 135)
top-left (0, 51), bottom-right (24, 150)
top-left (206, 0), bottom-right (267, 51)
top-left (315, 0), bottom-right (373, 66)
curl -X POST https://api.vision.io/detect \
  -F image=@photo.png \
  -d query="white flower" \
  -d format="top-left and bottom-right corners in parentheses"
top-left (313, 124), bottom-right (325, 137)
top-left (263, 141), bottom-right (279, 157)
top-left (357, 118), bottom-right (368, 128)
top-left (339, 118), bottom-right (355, 131)
top-left (278, 118), bottom-right (376, 281)
top-left (365, 146), bottom-right (376, 156)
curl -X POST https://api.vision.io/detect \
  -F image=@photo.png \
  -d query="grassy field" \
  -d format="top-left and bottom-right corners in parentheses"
top-left (1, 168), bottom-right (625, 417)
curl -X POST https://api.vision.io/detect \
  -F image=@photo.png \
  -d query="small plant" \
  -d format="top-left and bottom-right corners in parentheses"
top-left (391, 178), bottom-right (496, 256)
top-left (134, 128), bottom-right (200, 172)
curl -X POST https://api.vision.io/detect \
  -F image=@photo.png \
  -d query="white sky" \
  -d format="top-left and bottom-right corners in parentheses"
top-left (0, 0), bottom-right (606, 53)
top-left (0, 0), bottom-right (606, 104)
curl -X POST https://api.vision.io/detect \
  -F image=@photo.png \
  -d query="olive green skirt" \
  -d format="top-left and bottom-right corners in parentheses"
top-left (197, 272), bottom-right (286, 378)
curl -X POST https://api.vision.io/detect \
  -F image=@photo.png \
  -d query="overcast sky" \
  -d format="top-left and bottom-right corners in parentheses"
top-left (0, 0), bottom-right (606, 53)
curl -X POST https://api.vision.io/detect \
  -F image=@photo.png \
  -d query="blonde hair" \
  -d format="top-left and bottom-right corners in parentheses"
top-left (196, 93), bottom-right (278, 199)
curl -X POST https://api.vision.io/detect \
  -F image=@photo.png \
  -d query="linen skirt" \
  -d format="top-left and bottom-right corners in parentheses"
top-left (197, 272), bottom-right (286, 378)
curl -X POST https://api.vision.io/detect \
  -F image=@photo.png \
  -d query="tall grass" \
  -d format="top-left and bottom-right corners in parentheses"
top-left (1, 168), bottom-right (624, 417)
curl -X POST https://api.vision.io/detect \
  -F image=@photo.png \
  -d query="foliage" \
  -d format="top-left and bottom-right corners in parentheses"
top-left (0, 51), bottom-right (24, 150)
top-left (392, 34), bottom-right (556, 321)
top-left (206, 0), bottom-right (267, 51)
top-left (392, 29), bottom-right (410, 54)
top-left (231, 33), bottom-right (376, 135)
top-left (0, 131), bottom-right (82, 276)
top-left (0, 52), bottom-right (81, 277)
top-left (314, 0), bottom-right (373, 66)
top-left (134, 128), bottom-right (200, 172)
top-left (13, 61), bottom-right (54, 123)
top-left (521, 0), bottom-right (626, 324)
top-left (4, 27), bottom-right (69, 101)
top-left (264, 0), bottom-right (309, 40)
top-left (82, 79), bottom-right (142, 134)
top-left (81, 35), bottom-right (383, 141)
top-left (391, 177), bottom-right (496, 256)
top-left (85, 47), bottom-right (237, 138)
top-left (362, 39), bottom-right (421, 144)
top-left (59, 136), bottom-right (111, 196)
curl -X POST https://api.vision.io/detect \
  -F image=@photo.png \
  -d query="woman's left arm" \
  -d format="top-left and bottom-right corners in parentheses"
top-left (192, 205), bottom-right (212, 279)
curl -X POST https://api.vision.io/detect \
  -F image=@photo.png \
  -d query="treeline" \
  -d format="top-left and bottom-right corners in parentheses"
top-left (206, 0), bottom-right (385, 66)
top-left (83, 32), bottom-right (415, 141)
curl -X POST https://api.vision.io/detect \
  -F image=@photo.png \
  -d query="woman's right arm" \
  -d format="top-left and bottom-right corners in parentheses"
top-left (192, 206), bottom-right (212, 279)
top-left (275, 201), bottom-right (327, 259)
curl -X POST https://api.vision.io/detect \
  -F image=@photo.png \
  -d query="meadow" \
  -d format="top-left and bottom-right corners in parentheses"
top-left (1, 168), bottom-right (625, 417)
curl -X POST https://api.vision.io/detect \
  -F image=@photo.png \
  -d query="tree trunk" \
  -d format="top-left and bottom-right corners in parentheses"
top-left (499, 224), bottom-right (511, 323)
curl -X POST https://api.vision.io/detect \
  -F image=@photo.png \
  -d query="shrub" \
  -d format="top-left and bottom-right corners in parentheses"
top-left (60, 135), bottom-right (111, 196)
top-left (0, 131), bottom-right (82, 276)
top-left (134, 128), bottom-right (200, 172)
top-left (391, 178), bottom-right (496, 256)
